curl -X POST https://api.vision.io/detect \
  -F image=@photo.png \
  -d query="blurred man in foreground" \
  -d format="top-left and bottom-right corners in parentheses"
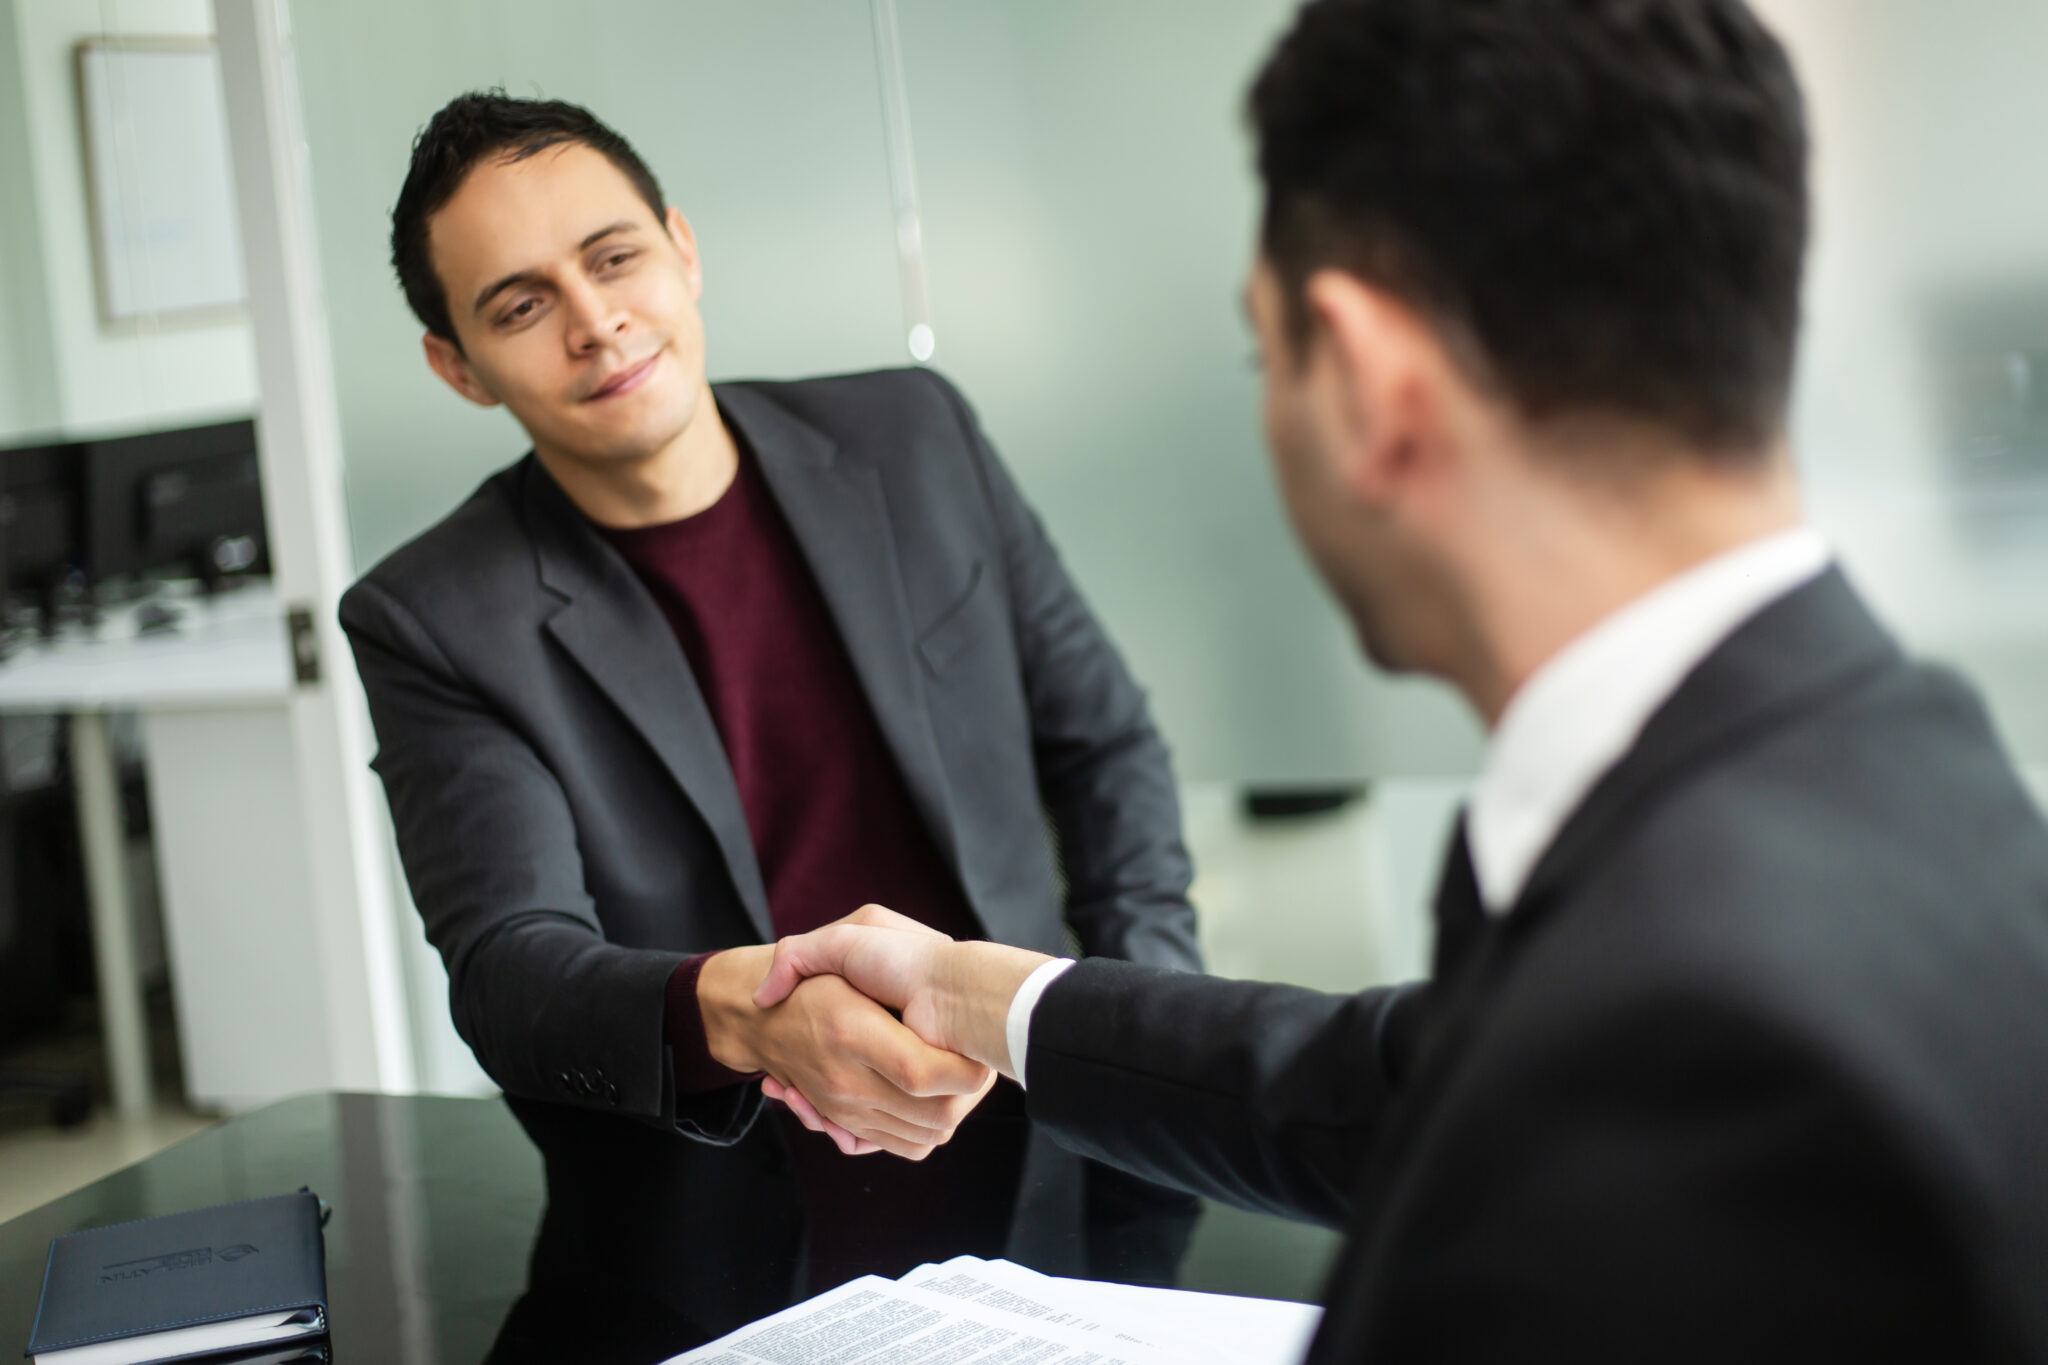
top-left (753, 0), bottom-right (2048, 1357)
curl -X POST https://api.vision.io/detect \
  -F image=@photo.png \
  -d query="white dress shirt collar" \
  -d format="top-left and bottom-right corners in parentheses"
top-left (1467, 526), bottom-right (1832, 914)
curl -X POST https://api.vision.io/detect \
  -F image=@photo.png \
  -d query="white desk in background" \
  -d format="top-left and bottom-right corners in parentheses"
top-left (0, 583), bottom-right (322, 1117)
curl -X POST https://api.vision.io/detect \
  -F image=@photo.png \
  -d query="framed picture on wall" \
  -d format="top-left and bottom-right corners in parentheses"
top-left (75, 38), bottom-right (247, 326)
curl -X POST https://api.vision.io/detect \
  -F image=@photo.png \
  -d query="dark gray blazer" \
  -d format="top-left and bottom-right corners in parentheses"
top-left (1027, 570), bottom-right (2048, 1362)
top-left (340, 368), bottom-right (1200, 1330)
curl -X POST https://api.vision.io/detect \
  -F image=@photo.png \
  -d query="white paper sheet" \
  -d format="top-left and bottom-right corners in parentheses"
top-left (905, 1258), bottom-right (1320, 1365)
top-left (901, 1257), bottom-right (1235, 1363)
top-left (1053, 1278), bottom-right (1322, 1365)
top-left (662, 1275), bottom-right (1179, 1365)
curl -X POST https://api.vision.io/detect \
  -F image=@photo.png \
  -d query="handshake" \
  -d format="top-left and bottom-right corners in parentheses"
top-left (695, 906), bottom-right (1056, 1160)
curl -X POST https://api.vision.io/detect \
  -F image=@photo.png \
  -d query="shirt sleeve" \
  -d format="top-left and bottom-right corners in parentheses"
top-left (1007, 957), bottom-right (1078, 1089)
top-left (664, 954), bottom-right (763, 1094)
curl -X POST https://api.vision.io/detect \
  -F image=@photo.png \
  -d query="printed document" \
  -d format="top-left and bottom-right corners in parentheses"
top-left (664, 1257), bottom-right (1322, 1365)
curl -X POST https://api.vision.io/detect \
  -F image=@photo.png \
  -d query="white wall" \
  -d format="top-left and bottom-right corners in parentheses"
top-left (6, 0), bottom-right (257, 438)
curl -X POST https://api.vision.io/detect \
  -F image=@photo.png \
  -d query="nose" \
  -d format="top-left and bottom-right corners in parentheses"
top-left (561, 274), bottom-right (627, 354)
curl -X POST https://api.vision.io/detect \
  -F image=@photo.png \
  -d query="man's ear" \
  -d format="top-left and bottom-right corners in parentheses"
top-left (664, 207), bottom-right (704, 302)
top-left (1303, 271), bottom-right (1443, 507)
top-left (422, 331), bottom-right (501, 408)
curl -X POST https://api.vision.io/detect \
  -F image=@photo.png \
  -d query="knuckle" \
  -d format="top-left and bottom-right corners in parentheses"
top-left (895, 1057), bottom-right (932, 1095)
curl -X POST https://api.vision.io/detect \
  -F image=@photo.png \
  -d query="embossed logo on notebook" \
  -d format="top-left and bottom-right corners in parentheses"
top-left (99, 1243), bottom-right (260, 1282)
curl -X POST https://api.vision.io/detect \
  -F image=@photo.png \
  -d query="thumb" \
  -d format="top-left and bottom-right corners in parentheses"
top-left (752, 925), bottom-right (855, 1008)
top-left (847, 903), bottom-right (949, 937)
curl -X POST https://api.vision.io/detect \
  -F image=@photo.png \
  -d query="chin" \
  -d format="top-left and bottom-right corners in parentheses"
top-left (585, 382), bottom-right (699, 463)
top-left (1343, 585), bottom-right (1417, 676)
top-left (1355, 625), bottom-right (1413, 675)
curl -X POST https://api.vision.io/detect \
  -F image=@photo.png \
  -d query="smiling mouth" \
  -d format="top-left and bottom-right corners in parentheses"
top-left (586, 353), bottom-right (660, 402)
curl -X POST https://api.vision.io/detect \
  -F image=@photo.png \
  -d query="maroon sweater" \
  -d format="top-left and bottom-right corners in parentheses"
top-left (601, 449), bottom-right (1026, 1290)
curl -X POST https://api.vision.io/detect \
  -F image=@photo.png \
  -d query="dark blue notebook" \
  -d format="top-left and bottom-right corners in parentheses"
top-left (24, 1191), bottom-right (328, 1364)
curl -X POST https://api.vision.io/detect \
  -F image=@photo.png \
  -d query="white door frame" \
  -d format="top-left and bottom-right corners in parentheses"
top-left (211, 0), bottom-right (415, 1095)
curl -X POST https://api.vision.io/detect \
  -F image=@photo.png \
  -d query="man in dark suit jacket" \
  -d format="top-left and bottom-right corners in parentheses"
top-left (753, 0), bottom-right (2048, 1358)
top-left (338, 94), bottom-right (1201, 1348)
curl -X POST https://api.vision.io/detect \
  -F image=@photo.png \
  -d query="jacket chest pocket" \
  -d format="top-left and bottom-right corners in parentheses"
top-left (916, 561), bottom-right (988, 674)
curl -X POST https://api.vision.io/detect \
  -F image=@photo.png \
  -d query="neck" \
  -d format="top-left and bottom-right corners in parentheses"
top-left (535, 378), bottom-right (740, 528)
top-left (1454, 444), bottom-right (1804, 727)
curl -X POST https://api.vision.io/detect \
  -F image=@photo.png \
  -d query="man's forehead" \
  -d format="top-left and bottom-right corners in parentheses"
top-left (428, 143), bottom-right (657, 284)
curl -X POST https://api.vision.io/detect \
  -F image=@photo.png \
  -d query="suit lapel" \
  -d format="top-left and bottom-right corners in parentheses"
top-left (520, 457), bottom-right (775, 942)
top-left (718, 384), bottom-right (970, 900)
top-left (1504, 566), bottom-right (1900, 932)
top-left (1404, 571), bottom-right (1900, 1118)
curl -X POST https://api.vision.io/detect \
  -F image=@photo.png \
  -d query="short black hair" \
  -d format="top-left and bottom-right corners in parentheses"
top-left (1249, 0), bottom-right (1808, 455)
top-left (390, 91), bottom-right (667, 346)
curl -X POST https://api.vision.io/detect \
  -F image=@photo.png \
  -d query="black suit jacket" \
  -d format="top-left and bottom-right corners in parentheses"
top-left (1027, 569), bottom-right (2048, 1361)
top-left (340, 368), bottom-right (1201, 1332)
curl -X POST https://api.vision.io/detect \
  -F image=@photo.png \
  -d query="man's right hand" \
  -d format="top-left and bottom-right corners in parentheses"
top-left (696, 943), bottom-right (995, 1161)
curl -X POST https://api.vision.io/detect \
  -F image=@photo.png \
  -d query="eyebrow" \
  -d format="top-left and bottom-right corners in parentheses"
top-left (469, 220), bottom-right (642, 316)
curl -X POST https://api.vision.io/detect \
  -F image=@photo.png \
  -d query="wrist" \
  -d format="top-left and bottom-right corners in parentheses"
top-left (697, 945), bottom-right (777, 1075)
top-left (935, 942), bottom-right (1053, 1078)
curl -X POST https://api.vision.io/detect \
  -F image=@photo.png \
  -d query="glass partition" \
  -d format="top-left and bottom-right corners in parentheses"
top-left (1757, 0), bottom-right (2048, 765)
top-left (892, 0), bottom-right (1482, 784)
top-left (287, 0), bottom-right (2048, 778)
top-left (287, 0), bottom-right (1485, 786)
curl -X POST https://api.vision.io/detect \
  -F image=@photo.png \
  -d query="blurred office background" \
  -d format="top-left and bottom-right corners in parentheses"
top-left (2, 0), bottom-right (2048, 1306)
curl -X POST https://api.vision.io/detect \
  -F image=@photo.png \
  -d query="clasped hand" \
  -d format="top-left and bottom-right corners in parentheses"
top-left (703, 905), bottom-right (1051, 1159)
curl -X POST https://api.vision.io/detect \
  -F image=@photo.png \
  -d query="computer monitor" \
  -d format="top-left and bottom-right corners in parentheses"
top-left (78, 419), bottom-right (269, 592)
top-left (0, 442), bottom-right (82, 605)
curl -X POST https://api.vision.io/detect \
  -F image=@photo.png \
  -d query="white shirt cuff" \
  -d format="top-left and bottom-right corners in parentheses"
top-left (1005, 957), bottom-right (1076, 1090)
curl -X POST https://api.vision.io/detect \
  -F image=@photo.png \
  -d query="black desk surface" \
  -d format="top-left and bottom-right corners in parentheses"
top-left (1, 1093), bottom-right (1338, 1364)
